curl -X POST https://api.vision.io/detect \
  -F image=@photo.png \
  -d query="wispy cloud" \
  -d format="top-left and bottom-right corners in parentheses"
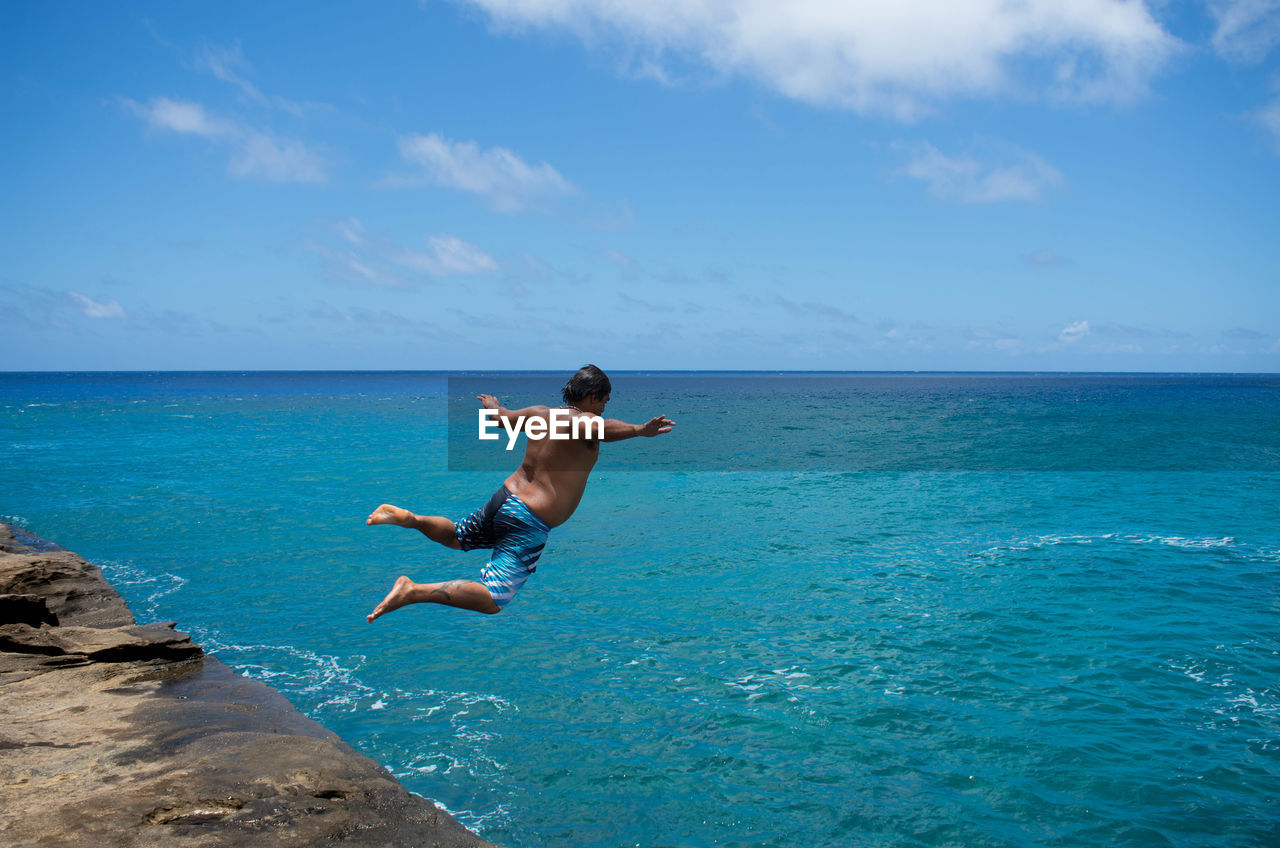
top-left (1201, 4), bottom-right (1280, 154)
top-left (1207, 0), bottom-right (1280, 62)
top-left (125, 96), bottom-right (327, 183)
top-left (396, 132), bottom-right (574, 212)
top-left (197, 42), bottom-right (267, 103)
top-left (460, 0), bottom-right (1176, 117)
top-left (1059, 320), bottom-right (1090, 343)
top-left (338, 217), bottom-right (365, 246)
top-left (68, 291), bottom-right (126, 319)
top-left (128, 97), bottom-right (233, 137)
top-left (228, 133), bottom-right (326, 182)
top-left (309, 218), bottom-right (499, 287)
top-left (397, 235), bottom-right (500, 276)
top-left (899, 140), bottom-right (1064, 203)
top-left (123, 39), bottom-right (331, 181)
top-left (195, 41), bottom-right (328, 117)
top-left (873, 324), bottom-right (932, 352)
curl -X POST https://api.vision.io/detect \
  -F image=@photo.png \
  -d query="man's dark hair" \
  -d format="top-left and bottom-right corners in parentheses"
top-left (562, 364), bottom-right (611, 405)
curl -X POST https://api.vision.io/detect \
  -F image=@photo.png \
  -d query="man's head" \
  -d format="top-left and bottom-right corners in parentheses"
top-left (562, 364), bottom-right (612, 408)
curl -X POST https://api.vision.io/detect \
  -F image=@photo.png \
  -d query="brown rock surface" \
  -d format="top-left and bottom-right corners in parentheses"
top-left (0, 522), bottom-right (500, 847)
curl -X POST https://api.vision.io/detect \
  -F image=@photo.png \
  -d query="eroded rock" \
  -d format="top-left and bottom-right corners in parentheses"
top-left (0, 522), bottom-right (500, 847)
top-left (0, 593), bottom-right (58, 627)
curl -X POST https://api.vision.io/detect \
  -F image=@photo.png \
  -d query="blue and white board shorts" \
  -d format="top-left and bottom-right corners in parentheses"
top-left (453, 486), bottom-right (550, 609)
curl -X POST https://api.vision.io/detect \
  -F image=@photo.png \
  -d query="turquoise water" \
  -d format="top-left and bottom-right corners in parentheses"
top-left (2, 372), bottom-right (1278, 847)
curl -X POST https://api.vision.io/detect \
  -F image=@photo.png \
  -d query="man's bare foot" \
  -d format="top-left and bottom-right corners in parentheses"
top-left (367, 504), bottom-right (414, 527)
top-left (368, 575), bottom-right (417, 622)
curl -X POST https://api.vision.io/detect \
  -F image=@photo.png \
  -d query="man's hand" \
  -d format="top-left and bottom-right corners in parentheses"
top-left (477, 394), bottom-right (500, 411)
top-left (638, 415), bottom-right (675, 437)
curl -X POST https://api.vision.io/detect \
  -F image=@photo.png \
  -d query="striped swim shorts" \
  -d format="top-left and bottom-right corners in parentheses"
top-left (453, 486), bottom-right (550, 609)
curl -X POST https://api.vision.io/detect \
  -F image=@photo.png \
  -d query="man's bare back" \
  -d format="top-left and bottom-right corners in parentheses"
top-left (481, 393), bottom-right (673, 527)
top-left (366, 365), bottom-right (673, 619)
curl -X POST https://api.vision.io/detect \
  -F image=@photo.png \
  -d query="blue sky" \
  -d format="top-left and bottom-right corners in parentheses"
top-left (3, 1), bottom-right (1278, 371)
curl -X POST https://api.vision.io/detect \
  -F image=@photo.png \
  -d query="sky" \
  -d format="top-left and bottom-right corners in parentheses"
top-left (3, 1), bottom-right (1279, 372)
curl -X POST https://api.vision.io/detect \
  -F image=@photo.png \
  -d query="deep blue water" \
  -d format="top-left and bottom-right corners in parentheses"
top-left (2, 372), bottom-right (1278, 847)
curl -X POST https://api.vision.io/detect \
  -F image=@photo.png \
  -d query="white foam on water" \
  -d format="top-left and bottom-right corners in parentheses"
top-left (7, 529), bottom-right (514, 835)
top-left (974, 532), bottom-right (1280, 562)
top-left (1127, 535), bottom-right (1236, 549)
top-left (194, 630), bottom-right (518, 813)
top-left (1167, 644), bottom-right (1280, 750)
top-left (195, 637), bottom-right (380, 713)
top-left (432, 800), bottom-right (512, 832)
top-left (722, 665), bottom-right (824, 707)
top-left (97, 559), bottom-right (188, 619)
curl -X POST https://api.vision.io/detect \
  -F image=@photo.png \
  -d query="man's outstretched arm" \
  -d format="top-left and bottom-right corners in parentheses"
top-left (602, 414), bottom-right (675, 442)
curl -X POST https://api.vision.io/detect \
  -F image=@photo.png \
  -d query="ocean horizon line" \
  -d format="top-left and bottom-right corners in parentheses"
top-left (4, 368), bottom-right (1279, 377)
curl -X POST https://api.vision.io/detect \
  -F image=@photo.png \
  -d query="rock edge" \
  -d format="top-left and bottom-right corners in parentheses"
top-left (0, 521), bottom-right (500, 848)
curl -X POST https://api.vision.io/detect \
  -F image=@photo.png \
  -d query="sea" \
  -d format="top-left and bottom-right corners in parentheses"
top-left (1, 371), bottom-right (1277, 847)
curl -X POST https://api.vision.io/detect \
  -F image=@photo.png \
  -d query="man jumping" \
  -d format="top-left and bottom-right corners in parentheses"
top-left (366, 365), bottom-right (674, 619)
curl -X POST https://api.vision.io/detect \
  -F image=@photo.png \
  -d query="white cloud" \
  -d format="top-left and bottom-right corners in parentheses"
top-left (68, 291), bottom-right (126, 319)
top-left (229, 133), bottom-right (327, 183)
top-left (195, 41), bottom-right (323, 117)
top-left (127, 97), bottom-right (233, 137)
top-left (899, 140), bottom-right (1064, 203)
top-left (310, 221), bottom-right (499, 286)
top-left (397, 132), bottom-right (574, 212)
top-left (197, 42), bottom-right (267, 104)
top-left (1207, 0), bottom-right (1280, 62)
top-left (396, 235), bottom-right (500, 275)
top-left (345, 257), bottom-right (381, 283)
top-left (338, 218), bottom-right (365, 246)
top-left (1059, 320), bottom-right (1090, 343)
top-left (125, 97), bottom-right (327, 183)
top-left (461, 0), bottom-right (1177, 116)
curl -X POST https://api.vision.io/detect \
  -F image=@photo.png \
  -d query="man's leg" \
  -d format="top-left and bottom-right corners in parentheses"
top-left (367, 575), bottom-right (500, 621)
top-left (367, 504), bottom-right (461, 549)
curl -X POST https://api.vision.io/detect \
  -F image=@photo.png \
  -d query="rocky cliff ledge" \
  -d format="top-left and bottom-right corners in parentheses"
top-left (0, 521), bottom-right (499, 848)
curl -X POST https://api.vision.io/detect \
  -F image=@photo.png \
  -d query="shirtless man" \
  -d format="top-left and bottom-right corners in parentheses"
top-left (366, 365), bottom-right (674, 619)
